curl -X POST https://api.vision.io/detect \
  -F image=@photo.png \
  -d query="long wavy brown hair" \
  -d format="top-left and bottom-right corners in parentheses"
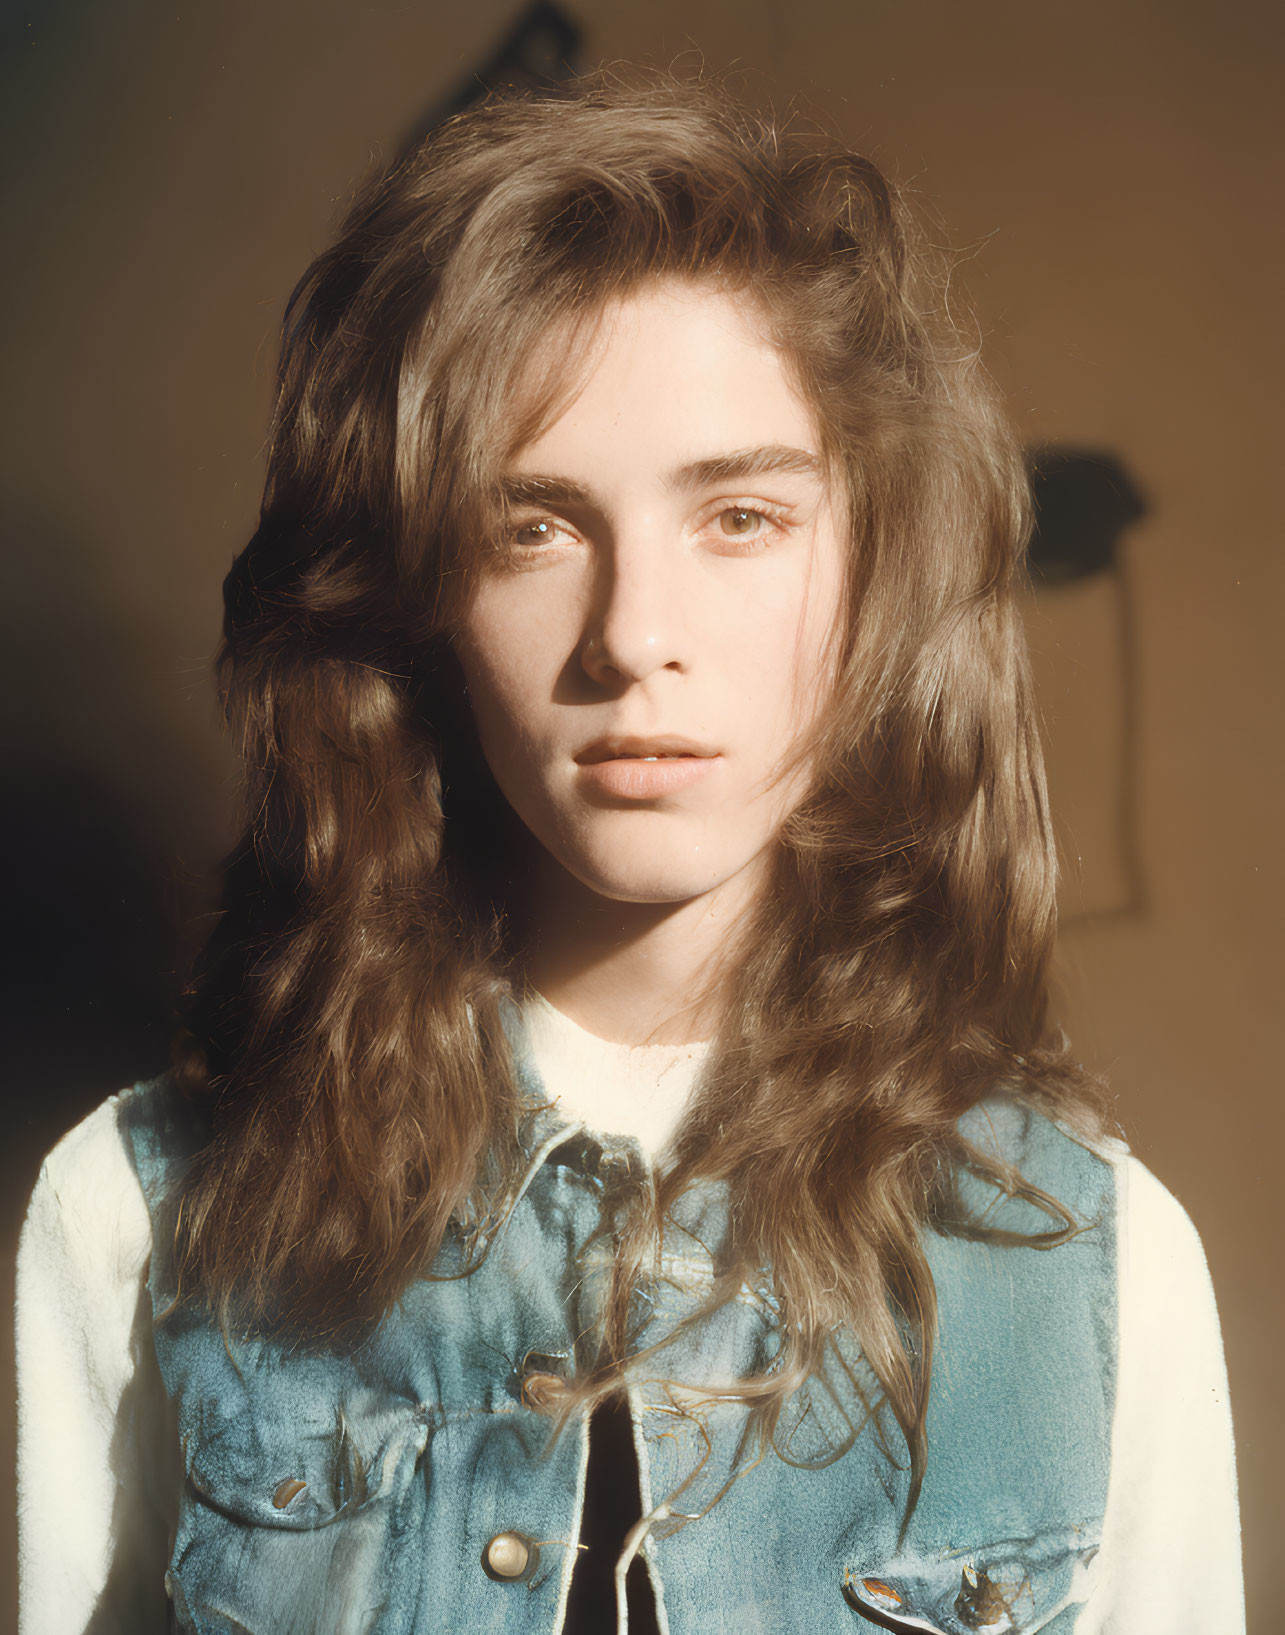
top-left (172, 68), bottom-right (1112, 1523)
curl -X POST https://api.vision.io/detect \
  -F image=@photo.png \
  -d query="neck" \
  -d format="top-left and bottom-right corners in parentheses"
top-left (521, 854), bottom-right (765, 1046)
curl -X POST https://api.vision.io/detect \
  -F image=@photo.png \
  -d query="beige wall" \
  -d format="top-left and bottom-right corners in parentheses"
top-left (3, 1), bottom-right (1280, 1624)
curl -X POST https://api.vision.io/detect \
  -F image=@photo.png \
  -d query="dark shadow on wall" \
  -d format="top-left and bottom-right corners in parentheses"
top-left (0, 765), bottom-right (180, 1153)
top-left (1026, 446), bottom-right (1149, 925)
top-left (0, 501), bottom-right (226, 1172)
top-left (400, 0), bottom-right (585, 149)
top-left (1, 501), bottom-right (229, 1631)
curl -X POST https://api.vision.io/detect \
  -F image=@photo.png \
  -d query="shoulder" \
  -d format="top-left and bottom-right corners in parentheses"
top-left (20, 1084), bottom-right (166, 1282)
top-left (952, 1092), bottom-right (1123, 1232)
top-left (954, 1097), bottom-right (1221, 1275)
top-left (947, 1100), bottom-right (1228, 1355)
top-left (1112, 1152), bottom-right (1226, 1351)
top-left (17, 1091), bottom-right (183, 1635)
top-left (1114, 1151), bottom-right (1210, 1265)
top-left (1080, 1155), bottom-right (1243, 1631)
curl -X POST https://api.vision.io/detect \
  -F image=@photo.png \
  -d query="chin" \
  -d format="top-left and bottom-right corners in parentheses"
top-left (564, 848), bottom-right (736, 908)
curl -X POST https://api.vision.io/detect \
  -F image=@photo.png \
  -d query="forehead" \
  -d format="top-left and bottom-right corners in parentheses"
top-left (504, 280), bottom-right (823, 484)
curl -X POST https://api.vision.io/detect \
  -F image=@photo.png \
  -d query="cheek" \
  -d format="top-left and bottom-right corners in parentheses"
top-left (795, 604), bottom-right (844, 706)
top-left (455, 638), bottom-right (527, 780)
top-left (791, 536), bottom-right (848, 696)
top-left (740, 574), bottom-right (845, 793)
top-left (458, 575), bottom-right (578, 704)
top-left (737, 577), bottom-right (843, 730)
top-left (455, 602), bottom-right (576, 816)
top-left (458, 598), bottom-right (538, 726)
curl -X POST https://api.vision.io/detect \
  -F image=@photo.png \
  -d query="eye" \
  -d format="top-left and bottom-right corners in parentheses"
top-left (504, 514), bottom-right (576, 555)
top-left (718, 506), bottom-right (767, 539)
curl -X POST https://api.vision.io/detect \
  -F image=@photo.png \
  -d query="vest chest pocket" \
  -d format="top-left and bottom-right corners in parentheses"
top-left (168, 1406), bottom-right (433, 1635)
top-left (182, 1405), bottom-right (432, 1530)
top-left (842, 1528), bottom-right (1101, 1635)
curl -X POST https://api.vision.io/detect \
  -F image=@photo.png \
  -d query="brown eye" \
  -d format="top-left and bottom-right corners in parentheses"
top-left (719, 507), bottom-right (763, 537)
top-left (513, 520), bottom-right (553, 547)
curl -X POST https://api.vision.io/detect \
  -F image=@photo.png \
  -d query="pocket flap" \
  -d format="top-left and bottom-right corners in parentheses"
top-left (185, 1406), bottom-right (430, 1531)
top-left (842, 1529), bottom-right (1100, 1634)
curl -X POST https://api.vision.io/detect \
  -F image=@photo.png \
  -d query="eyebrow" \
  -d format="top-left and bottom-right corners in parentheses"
top-left (670, 444), bottom-right (823, 490)
top-left (496, 444), bottom-right (823, 509)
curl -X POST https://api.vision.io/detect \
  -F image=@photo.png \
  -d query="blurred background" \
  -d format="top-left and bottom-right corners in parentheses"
top-left (2, 0), bottom-right (1280, 1625)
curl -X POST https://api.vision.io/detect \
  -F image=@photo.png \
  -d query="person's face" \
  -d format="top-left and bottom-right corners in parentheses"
top-left (454, 280), bottom-right (848, 912)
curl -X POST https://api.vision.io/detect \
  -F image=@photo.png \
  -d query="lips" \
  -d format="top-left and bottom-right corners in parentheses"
top-left (574, 735), bottom-right (717, 765)
top-left (573, 736), bottom-right (720, 799)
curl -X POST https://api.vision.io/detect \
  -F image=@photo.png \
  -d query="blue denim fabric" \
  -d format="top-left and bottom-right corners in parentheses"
top-left (120, 1031), bottom-right (1117, 1635)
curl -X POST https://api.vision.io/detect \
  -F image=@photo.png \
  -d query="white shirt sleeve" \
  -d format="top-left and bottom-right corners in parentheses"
top-left (15, 1092), bottom-right (177, 1635)
top-left (1076, 1154), bottom-right (1244, 1634)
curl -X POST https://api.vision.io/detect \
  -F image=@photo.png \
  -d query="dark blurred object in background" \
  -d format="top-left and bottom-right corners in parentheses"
top-left (1026, 445), bottom-right (1147, 583)
top-left (0, 766), bottom-right (179, 1161)
top-left (1024, 445), bottom-right (1150, 924)
top-left (403, 1), bottom-right (584, 150)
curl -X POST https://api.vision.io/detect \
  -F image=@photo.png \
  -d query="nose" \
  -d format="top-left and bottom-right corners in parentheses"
top-left (579, 531), bottom-right (688, 688)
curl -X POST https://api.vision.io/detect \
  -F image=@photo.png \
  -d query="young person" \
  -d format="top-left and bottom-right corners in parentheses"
top-left (17, 71), bottom-right (1243, 1634)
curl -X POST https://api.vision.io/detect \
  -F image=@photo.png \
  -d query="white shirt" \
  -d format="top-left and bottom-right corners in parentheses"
top-left (16, 1001), bottom-right (1244, 1633)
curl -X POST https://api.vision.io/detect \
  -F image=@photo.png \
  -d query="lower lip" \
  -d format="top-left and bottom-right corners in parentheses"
top-left (576, 756), bottom-right (719, 799)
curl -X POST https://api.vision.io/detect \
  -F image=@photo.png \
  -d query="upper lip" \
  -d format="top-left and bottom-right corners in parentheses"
top-left (574, 735), bottom-right (719, 764)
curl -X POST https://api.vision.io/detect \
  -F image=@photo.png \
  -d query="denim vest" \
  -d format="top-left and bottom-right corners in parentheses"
top-left (121, 1039), bottom-right (1118, 1635)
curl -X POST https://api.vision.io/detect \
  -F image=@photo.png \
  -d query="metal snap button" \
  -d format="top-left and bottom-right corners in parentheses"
top-left (272, 1478), bottom-right (307, 1509)
top-left (482, 1530), bottom-right (539, 1581)
top-left (860, 1577), bottom-right (904, 1611)
top-left (521, 1369), bottom-right (570, 1412)
top-left (844, 1573), bottom-right (953, 1633)
top-left (509, 1348), bottom-right (572, 1410)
